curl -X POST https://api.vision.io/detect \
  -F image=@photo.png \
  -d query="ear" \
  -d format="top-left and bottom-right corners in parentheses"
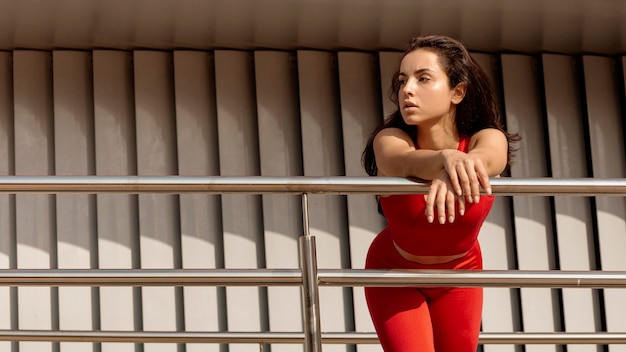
top-left (451, 82), bottom-right (467, 105)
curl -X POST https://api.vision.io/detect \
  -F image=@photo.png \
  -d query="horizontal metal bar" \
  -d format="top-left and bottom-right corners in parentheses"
top-left (0, 330), bottom-right (625, 344)
top-left (1, 269), bottom-right (626, 288)
top-left (0, 269), bottom-right (302, 286)
top-left (0, 330), bottom-right (305, 344)
top-left (319, 269), bottom-right (626, 288)
top-left (478, 332), bottom-right (626, 345)
top-left (0, 176), bottom-right (623, 196)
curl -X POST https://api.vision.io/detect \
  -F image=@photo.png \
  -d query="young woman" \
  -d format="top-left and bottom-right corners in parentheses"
top-left (362, 35), bottom-right (519, 351)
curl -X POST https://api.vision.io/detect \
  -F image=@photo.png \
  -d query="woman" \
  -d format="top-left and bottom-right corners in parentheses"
top-left (361, 35), bottom-right (519, 351)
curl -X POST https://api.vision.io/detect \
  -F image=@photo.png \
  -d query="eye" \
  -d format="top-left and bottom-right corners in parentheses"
top-left (398, 78), bottom-right (407, 85)
top-left (418, 76), bottom-right (430, 82)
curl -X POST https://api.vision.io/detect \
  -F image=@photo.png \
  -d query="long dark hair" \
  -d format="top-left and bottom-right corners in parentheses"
top-left (362, 35), bottom-right (520, 176)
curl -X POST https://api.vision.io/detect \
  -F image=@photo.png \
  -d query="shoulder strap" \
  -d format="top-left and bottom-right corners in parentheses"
top-left (458, 136), bottom-right (470, 152)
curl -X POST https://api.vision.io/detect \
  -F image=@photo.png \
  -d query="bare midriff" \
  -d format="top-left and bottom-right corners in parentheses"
top-left (393, 241), bottom-right (468, 265)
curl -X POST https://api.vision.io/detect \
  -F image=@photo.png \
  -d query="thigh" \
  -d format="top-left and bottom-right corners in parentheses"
top-left (365, 286), bottom-right (435, 352)
top-left (428, 286), bottom-right (483, 352)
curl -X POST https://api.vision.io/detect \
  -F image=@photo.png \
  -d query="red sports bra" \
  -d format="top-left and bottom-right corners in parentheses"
top-left (379, 136), bottom-right (494, 256)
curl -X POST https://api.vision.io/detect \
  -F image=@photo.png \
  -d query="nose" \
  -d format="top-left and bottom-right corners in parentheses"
top-left (401, 78), bottom-right (415, 97)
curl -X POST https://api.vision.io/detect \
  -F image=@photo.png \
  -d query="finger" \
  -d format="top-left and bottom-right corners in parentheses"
top-left (455, 163), bottom-right (471, 199)
top-left (425, 187), bottom-right (437, 224)
top-left (457, 196), bottom-right (466, 216)
top-left (464, 159), bottom-right (480, 203)
top-left (446, 166), bottom-right (463, 196)
top-left (475, 161), bottom-right (492, 195)
top-left (446, 191), bottom-right (456, 223)
top-left (436, 185), bottom-right (447, 224)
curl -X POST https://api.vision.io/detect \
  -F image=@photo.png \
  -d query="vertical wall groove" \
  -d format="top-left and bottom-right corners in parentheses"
top-left (214, 50), bottom-right (265, 352)
top-left (297, 50), bottom-right (353, 352)
top-left (543, 54), bottom-right (602, 352)
top-left (173, 50), bottom-right (225, 352)
top-left (53, 50), bottom-right (98, 352)
top-left (337, 51), bottom-right (385, 352)
top-left (133, 50), bottom-right (182, 352)
top-left (93, 50), bottom-right (140, 352)
top-left (255, 50), bottom-right (304, 352)
top-left (0, 51), bottom-right (16, 352)
top-left (502, 54), bottom-right (561, 352)
top-left (474, 52), bottom-right (520, 352)
top-left (13, 50), bottom-right (57, 352)
top-left (582, 55), bottom-right (626, 352)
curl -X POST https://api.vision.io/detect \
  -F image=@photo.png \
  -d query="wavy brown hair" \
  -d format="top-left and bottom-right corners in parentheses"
top-left (362, 35), bottom-right (520, 176)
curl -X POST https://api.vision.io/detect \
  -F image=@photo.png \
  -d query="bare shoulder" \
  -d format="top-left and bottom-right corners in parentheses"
top-left (468, 128), bottom-right (507, 150)
top-left (468, 128), bottom-right (509, 176)
top-left (373, 127), bottom-right (415, 147)
top-left (372, 127), bottom-right (418, 178)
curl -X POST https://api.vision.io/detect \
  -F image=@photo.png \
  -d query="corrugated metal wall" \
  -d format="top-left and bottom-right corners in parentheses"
top-left (0, 49), bottom-right (624, 352)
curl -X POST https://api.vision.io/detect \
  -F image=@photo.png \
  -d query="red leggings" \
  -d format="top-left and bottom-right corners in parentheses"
top-left (364, 228), bottom-right (483, 352)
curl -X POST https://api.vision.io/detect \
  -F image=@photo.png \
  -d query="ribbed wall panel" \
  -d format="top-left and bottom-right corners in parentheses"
top-left (377, 52), bottom-right (403, 118)
top-left (13, 50), bottom-right (56, 352)
top-left (297, 50), bottom-right (351, 352)
top-left (473, 53), bottom-right (520, 352)
top-left (134, 51), bottom-right (182, 352)
top-left (543, 54), bottom-right (601, 352)
top-left (502, 54), bottom-right (560, 352)
top-left (255, 50), bottom-right (304, 352)
top-left (0, 47), bottom-right (622, 352)
top-left (583, 56), bottom-right (626, 352)
top-left (337, 51), bottom-right (386, 352)
top-left (53, 50), bottom-right (98, 352)
top-left (214, 50), bottom-right (265, 352)
top-left (93, 50), bottom-right (139, 352)
top-left (0, 51), bottom-right (15, 352)
top-left (173, 50), bottom-right (224, 352)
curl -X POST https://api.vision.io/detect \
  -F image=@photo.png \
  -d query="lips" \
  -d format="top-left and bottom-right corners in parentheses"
top-left (402, 100), bottom-right (418, 109)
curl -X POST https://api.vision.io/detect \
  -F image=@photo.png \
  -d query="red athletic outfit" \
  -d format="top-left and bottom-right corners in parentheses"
top-left (365, 136), bottom-right (494, 352)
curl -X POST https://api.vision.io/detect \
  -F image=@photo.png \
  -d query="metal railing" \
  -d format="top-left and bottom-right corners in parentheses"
top-left (0, 176), bottom-right (625, 350)
top-left (0, 175), bottom-right (623, 196)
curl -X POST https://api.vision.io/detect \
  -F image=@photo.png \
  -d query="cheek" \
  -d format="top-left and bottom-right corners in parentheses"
top-left (430, 81), bottom-right (450, 93)
top-left (427, 84), bottom-right (453, 103)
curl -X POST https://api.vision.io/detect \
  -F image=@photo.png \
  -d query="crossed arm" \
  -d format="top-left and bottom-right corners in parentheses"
top-left (373, 127), bottom-right (509, 223)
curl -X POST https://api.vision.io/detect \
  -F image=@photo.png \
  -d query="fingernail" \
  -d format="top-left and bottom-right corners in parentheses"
top-left (474, 196), bottom-right (480, 203)
top-left (456, 189), bottom-right (462, 196)
top-left (439, 215), bottom-right (445, 224)
top-left (448, 215), bottom-right (455, 223)
top-left (427, 215), bottom-right (434, 223)
top-left (459, 209), bottom-right (465, 216)
top-left (486, 187), bottom-right (492, 195)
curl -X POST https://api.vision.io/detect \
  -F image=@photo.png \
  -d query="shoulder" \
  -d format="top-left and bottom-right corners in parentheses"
top-left (374, 127), bottom-right (415, 147)
top-left (468, 128), bottom-right (507, 150)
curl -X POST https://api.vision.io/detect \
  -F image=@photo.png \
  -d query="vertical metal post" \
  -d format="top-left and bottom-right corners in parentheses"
top-left (299, 193), bottom-right (322, 352)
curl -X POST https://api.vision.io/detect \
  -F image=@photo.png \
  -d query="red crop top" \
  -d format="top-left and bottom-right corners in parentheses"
top-left (379, 136), bottom-right (495, 256)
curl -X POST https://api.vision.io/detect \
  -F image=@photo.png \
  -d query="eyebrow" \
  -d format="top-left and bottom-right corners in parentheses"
top-left (398, 68), bottom-right (435, 76)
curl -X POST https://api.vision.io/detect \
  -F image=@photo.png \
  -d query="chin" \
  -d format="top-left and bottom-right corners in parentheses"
top-left (401, 115), bottom-right (421, 125)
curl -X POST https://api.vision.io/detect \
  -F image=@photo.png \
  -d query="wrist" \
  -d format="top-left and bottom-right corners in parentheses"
top-left (439, 149), bottom-right (452, 171)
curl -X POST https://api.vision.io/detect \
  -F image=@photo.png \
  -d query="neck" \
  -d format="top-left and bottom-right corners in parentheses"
top-left (415, 113), bottom-right (459, 150)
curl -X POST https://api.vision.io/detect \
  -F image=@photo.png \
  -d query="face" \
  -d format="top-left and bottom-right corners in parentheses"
top-left (397, 49), bottom-right (464, 127)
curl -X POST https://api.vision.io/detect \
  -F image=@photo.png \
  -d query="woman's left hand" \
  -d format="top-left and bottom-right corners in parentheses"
top-left (424, 169), bottom-right (466, 224)
top-left (440, 149), bottom-right (492, 205)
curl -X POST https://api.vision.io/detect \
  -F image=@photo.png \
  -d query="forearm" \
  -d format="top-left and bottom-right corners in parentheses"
top-left (377, 149), bottom-right (445, 180)
top-left (466, 129), bottom-right (509, 177)
top-left (467, 149), bottom-right (506, 177)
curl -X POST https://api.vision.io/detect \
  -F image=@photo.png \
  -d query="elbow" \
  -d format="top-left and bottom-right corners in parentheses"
top-left (487, 158), bottom-right (508, 177)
